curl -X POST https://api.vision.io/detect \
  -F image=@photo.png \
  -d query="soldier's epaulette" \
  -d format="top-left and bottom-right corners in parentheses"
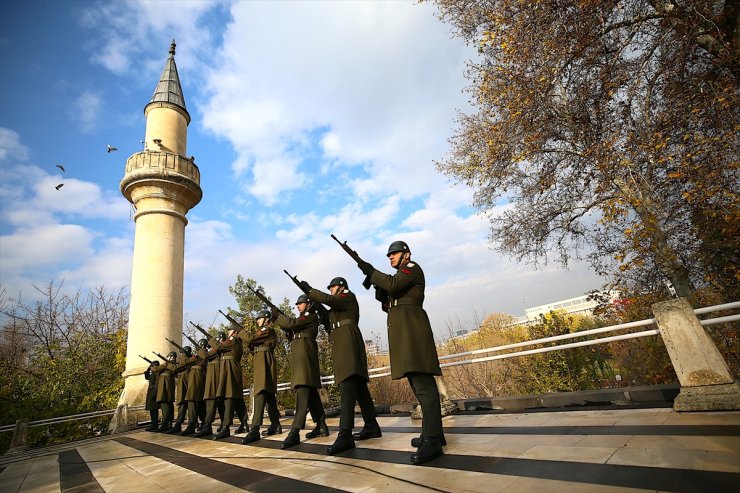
top-left (407, 262), bottom-right (416, 267)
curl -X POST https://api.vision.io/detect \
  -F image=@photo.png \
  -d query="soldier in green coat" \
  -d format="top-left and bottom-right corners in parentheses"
top-left (357, 240), bottom-right (444, 465)
top-left (194, 333), bottom-right (226, 438)
top-left (274, 295), bottom-right (329, 449)
top-left (304, 276), bottom-right (381, 454)
top-left (213, 327), bottom-right (248, 440)
top-left (153, 351), bottom-right (178, 432)
top-left (144, 360), bottom-right (160, 431)
top-left (241, 309), bottom-right (283, 444)
top-left (167, 346), bottom-right (191, 434)
top-left (179, 343), bottom-right (206, 435)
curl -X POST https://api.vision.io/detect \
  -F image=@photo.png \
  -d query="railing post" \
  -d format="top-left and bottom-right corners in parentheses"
top-left (109, 403), bottom-right (133, 434)
top-left (5, 419), bottom-right (29, 454)
top-left (652, 297), bottom-right (740, 411)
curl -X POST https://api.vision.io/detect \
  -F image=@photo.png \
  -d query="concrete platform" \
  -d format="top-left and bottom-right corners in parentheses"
top-left (1, 406), bottom-right (739, 492)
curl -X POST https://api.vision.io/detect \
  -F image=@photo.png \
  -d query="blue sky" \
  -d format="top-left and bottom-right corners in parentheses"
top-left (0, 0), bottom-right (603, 346)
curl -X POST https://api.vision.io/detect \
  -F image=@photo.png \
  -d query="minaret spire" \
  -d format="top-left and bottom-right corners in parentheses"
top-left (148, 38), bottom-right (189, 122)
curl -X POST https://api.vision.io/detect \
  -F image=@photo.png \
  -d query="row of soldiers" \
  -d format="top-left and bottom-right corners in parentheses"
top-left (142, 239), bottom-right (444, 465)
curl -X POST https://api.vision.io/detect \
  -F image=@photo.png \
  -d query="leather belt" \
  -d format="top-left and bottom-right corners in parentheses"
top-left (221, 355), bottom-right (235, 360)
top-left (293, 332), bottom-right (311, 339)
top-left (253, 345), bottom-right (270, 352)
top-left (331, 318), bottom-right (355, 329)
top-left (389, 298), bottom-right (422, 308)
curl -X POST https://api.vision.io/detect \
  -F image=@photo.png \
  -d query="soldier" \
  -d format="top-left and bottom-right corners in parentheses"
top-left (356, 240), bottom-right (445, 465)
top-left (144, 360), bottom-right (160, 431)
top-left (167, 346), bottom-right (192, 434)
top-left (153, 351), bottom-right (178, 432)
top-left (194, 333), bottom-right (226, 438)
top-left (302, 276), bottom-right (381, 454)
top-left (213, 326), bottom-right (247, 440)
top-left (241, 309), bottom-right (282, 444)
top-left (179, 343), bottom-right (206, 435)
top-left (274, 295), bottom-right (329, 449)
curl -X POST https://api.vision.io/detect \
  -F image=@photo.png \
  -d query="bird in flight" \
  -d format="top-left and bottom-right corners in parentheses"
top-left (107, 144), bottom-right (118, 153)
top-left (56, 164), bottom-right (65, 173)
top-left (55, 183), bottom-right (64, 190)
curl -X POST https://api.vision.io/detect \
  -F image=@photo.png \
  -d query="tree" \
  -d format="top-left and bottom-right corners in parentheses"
top-left (432, 0), bottom-right (739, 302)
top-left (0, 281), bottom-right (128, 452)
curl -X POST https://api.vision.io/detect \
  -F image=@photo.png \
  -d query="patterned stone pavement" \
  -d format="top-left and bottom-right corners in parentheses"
top-left (1, 406), bottom-right (739, 492)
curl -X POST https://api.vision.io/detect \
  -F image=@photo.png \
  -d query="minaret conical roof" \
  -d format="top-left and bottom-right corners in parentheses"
top-left (148, 40), bottom-right (190, 121)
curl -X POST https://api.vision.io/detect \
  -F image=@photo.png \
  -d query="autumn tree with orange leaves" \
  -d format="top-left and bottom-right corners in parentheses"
top-left (432, 0), bottom-right (738, 303)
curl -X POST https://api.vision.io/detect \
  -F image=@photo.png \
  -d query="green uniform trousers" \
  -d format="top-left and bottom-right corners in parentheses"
top-left (291, 386), bottom-right (325, 429)
top-left (251, 391), bottom-right (281, 427)
top-left (408, 373), bottom-right (443, 439)
top-left (339, 375), bottom-right (377, 431)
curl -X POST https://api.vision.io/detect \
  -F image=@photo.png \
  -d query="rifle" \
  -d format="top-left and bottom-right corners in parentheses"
top-left (284, 269), bottom-right (331, 331)
top-left (189, 321), bottom-right (213, 340)
top-left (166, 337), bottom-right (188, 355)
top-left (218, 309), bottom-right (244, 330)
top-left (139, 355), bottom-right (154, 364)
top-left (152, 351), bottom-right (168, 362)
top-left (184, 333), bottom-right (199, 348)
top-left (245, 285), bottom-right (286, 317)
top-left (330, 234), bottom-right (372, 290)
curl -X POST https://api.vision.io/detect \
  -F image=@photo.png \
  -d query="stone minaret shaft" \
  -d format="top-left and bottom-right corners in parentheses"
top-left (118, 40), bottom-right (202, 408)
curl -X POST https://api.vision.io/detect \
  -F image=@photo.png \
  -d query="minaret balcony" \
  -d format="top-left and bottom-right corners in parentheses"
top-left (121, 151), bottom-right (202, 211)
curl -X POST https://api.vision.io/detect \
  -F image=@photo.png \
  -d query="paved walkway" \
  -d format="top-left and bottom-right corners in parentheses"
top-left (1, 406), bottom-right (739, 492)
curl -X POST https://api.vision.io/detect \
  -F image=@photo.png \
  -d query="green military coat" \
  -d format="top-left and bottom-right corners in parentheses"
top-left (370, 261), bottom-right (441, 380)
top-left (216, 334), bottom-right (244, 399)
top-left (174, 361), bottom-right (189, 405)
top-left (144, 365), bottom-right (159, 410)
top-left (203, 342), bottom-right (221, 400)
top-left (275, 312), bottom-right (322, 389)
top-left (242, 327), bottom-right (278, 395)
top-left (309, 288), bottom-right (369, 384)
top-left (154, 360), bottom-right (176, 403)
top-left (183, 349), bottom-right (206, 401)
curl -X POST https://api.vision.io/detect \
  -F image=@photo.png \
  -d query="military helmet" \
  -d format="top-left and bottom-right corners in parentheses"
top-left (387, 240), bottom-right (410, 257)
top-left (296, 293), bottom-right (311, 304)
top-left (198, 338), bottom-right (208, 348)
top-left (217, 331), bottom-right (227, 341)
top-left (151, 360), bottom-right (160, 366)
top-left (167, 351), bottom-right (177, 360)
top-left (256, 309), bottom-right (272, 320)
top-left (327, 276), bottom-right (348, 289)
top-left (183, 346), bottom-right (192, 357)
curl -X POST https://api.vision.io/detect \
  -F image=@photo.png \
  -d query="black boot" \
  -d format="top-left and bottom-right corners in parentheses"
top-left (262, 423), bottom-right (283, 436)
top-left (165, 422), bottom-right (182, 434)
top-left (242, 427), bottom-right (261, 444)
top-left (180, 424), bottom-right (196, 436)
top-left (411, 434), bottom-right (446, 447)
top-left (213, 425), bottom-right (230, 440)
top-left (281, 428), bottom-right (301, 449)
top-left (411, 437), bottom-right (444, 465)
top-left (327, 430), bottom-right (355, 455)
top-left (156, 423), bottom-right (171, 433)
top-left (235, 423), bottom-right (247, 434)
top-left (145, 419), bottom-right (159, 432)
top-left (193, 425), bottom-right (212, 438)
top-left (353, 421), bottom-right (382, 440)
top-left (305, 420), bottom-right (329, 439)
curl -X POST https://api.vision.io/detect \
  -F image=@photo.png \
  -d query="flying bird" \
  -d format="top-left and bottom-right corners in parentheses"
top-left (55, 183), bottom-right (64, 190)
top-left (107, 144), bottom-right (118, 153)
top-left (56, 164), bottom-right (65, 173)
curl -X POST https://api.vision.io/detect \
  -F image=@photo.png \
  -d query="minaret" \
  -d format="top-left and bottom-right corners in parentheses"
top-left (117, 40), bottom-right (202, 412)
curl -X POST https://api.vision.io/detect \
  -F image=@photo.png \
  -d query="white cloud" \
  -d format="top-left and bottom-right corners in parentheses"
top-left (0, 127), bottom-right (30, 162)
top-left (200, 1), bottom-right (472, 205)
top-left (71, 90), bottom-right (102, 132)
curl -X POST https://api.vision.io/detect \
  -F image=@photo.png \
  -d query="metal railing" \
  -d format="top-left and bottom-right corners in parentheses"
top-left (4, 301), bottom-right (737, 432)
